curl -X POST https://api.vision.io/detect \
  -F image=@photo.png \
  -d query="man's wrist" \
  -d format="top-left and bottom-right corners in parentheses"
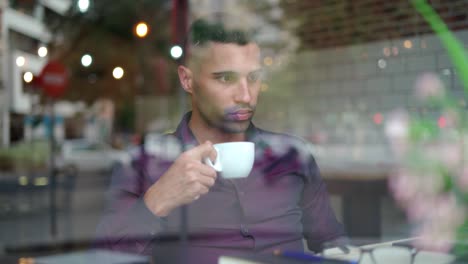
top-left (143, 185), bottom-right (173, 217)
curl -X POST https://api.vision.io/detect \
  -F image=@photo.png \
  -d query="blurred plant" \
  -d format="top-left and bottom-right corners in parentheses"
top-left (385, 77), bottom-right (466, 253)
top-left (0, 140), bottom-right (50, 171)
top-left (384, 0), bottom-right (468, 260)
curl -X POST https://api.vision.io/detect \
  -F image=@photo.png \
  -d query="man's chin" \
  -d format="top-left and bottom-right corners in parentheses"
top-left (221, 120), bottom-right (251, 134)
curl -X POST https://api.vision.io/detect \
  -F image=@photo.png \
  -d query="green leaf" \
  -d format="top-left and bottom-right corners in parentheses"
top-left (454, 221), bottom-right (468, 260)
top-left (440, 166), bottom-right (454, 192)
top-left (409, 119), bottom-right (440, 141)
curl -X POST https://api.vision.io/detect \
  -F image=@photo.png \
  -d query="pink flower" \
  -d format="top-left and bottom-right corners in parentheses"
top-left (431, 195), bottom-right (464, 228)
top-left (414, 72), bottom-right (445, 101)
top-left (389, 168), bottom-right (443, 208)
top-left (412, 195), bottom-right (464, 253)
top-left (440, 110), bottom-right (459, 129)
top-left (389, 170), bottom-right (419, 206)
top-left (421, 172), bottom-right (443, 195)
top-left (457, 166), bottom-right (468, 191)
top-left (406, 197), bottom-right (434, 222)
top-left (424, 142), bottom-right (461, 170)
top-left (414, 228), bottom-right (454, 253)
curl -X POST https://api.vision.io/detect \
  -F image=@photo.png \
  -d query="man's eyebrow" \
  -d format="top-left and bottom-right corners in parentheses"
top-left (211, 69), bottom-right (263, 76)
top-left (211, 71), bottom-right (237, 77)
top-left (249, 69), bottom-right (264, 75)
top-left (211, 68), bottom-right (264, 77)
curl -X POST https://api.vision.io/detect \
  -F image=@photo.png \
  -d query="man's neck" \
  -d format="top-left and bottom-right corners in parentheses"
top-left (188, 113), bottom-right (246, 144)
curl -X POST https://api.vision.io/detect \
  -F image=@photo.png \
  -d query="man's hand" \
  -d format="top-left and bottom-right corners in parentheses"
top-left (143, 141), bottom-right (218, 217)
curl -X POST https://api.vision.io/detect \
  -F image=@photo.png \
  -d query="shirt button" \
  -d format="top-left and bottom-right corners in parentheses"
top-left (240, 224), bottom-right (250, 237)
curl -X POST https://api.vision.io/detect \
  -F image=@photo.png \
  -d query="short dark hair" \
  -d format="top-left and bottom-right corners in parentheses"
top-left (182, 13), bottom-right (257, 64)
top-left (189, 17), bottom-right (253, 46)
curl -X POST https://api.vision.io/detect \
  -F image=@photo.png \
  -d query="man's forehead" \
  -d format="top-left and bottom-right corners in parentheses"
top-left (197, 42), bottom-right (261, 71)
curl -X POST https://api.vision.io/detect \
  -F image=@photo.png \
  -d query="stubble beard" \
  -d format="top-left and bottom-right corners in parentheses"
top-left (198, 106), bottom-right (253, 134)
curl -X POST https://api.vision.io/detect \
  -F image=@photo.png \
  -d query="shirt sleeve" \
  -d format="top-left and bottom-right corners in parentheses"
top-left (95, 161), bottom-right (167, 255)
top-left (300, 154), bottom-right (346, 252)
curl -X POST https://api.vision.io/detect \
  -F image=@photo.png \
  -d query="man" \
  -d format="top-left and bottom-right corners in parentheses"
top-left (97, 13), bottom-right (345, 263)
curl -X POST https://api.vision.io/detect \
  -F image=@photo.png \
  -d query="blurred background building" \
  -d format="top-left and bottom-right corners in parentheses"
top-left (266, 0), bottom-right (468, 167)
top-left (0, 0), bottom-right (73, 146)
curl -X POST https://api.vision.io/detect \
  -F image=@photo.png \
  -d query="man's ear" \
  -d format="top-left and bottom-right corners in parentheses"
top-left (178, 65), bottom-right (193, 94)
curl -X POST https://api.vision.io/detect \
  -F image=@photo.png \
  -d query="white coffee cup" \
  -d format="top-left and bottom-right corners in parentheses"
top-left (204, 142), bottom-right (255, 179)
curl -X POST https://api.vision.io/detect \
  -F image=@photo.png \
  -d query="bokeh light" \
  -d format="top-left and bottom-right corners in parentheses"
top-left (373, 112), bottom-right (383, 125)
top-left (34, 177), bottom-right (48, 186)
top-left (81, 54), bottom-right (92, 67)
top-left (378, 59), bottom-right (387, 69)
top-left (404, 40), bottom-right (413, 49)
top-left (438, 116), bottom-right (447, 129)
top-left (383, 47), bottom-right (391, 57)
top-left (23, 72), bottom-right (33, 83)
top-left (263, 57), bottom-right (273, 66)
top-left (113, 67), bottom-right (124, 79)
top-left (170, 45), bottom-right (183, 59)
top-left (16, 56), bottom-right (25, 67)
top-left (38, 46), bottom-right (48, 57)
top-left (78, 0), bottom-right (89, 13)
top-left (18, 175), bottom-right (28, 186)
top-left (135, 22), bottom-right (149, 38)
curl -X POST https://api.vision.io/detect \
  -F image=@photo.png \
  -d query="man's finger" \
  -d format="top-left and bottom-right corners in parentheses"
top-left (193, 163), bottom-right (217, 179)
top-left (197, 174), bottom-right (216, 188)
top-left (187, 141), bottom-right (217, 162)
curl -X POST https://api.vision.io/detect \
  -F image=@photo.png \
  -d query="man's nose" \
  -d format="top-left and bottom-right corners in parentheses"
top-left (234, 78), bottom-right (251, 103)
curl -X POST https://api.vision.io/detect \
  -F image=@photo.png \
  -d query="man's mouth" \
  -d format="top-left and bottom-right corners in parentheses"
top-left (227, 109), bottom-right (252, 121)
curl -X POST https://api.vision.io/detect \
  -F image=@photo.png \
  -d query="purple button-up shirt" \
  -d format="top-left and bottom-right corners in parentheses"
top-left (96, 112), bottom-right (345, 261)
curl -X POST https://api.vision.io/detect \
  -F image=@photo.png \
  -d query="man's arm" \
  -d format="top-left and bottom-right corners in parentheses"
top-left (95, 141), bottom-right (218, 255)
top-left (95, 162), bottom-right (167, 255)
top-left (300, 155), bottom-right (347, 253)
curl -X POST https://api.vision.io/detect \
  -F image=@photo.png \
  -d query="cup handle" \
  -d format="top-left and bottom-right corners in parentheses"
top-left (204, 147), bottom-right (222, 172)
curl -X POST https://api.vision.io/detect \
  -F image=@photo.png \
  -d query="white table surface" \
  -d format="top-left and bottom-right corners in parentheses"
top-left (322, 238), bottom-right (455, 264)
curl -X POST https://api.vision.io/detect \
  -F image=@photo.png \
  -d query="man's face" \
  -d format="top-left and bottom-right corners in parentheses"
top-left (188, 42), bottom-right (262, 133)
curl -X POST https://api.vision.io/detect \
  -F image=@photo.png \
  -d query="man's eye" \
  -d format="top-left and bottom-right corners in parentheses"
top-left (247, 72), bottom-right (261, 83)
top-left (217, 74), bottom-right (238, 83)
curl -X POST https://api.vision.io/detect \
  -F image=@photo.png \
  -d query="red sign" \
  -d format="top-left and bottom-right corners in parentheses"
top-left (38, 61), bottom-right (69, 98)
